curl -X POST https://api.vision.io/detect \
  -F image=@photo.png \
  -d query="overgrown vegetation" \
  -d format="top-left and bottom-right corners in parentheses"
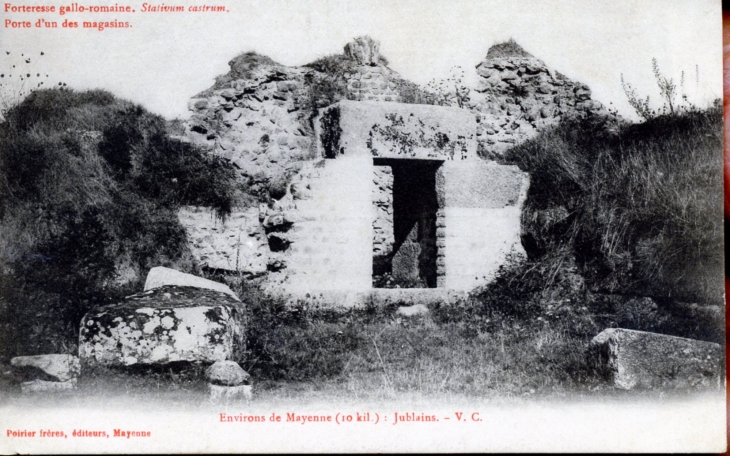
top-left (303, 54), bottom-right (353, 113)
top-left (303, 51), bottom-right (435, 109)
top-left (504, 102), bottom-right (723, 307)
top-left (0, 88), bottom-right (238, 359)
top-left (0, 49), bottom-right (63, 120)
top-left (0, 47), bottom-right (722, 404)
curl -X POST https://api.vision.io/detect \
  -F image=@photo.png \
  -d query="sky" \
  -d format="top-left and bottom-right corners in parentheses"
top-left (0, 0), bottom-right (722, 121)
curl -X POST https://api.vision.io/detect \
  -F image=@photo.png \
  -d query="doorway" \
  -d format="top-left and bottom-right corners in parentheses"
top-left (372, 158), bottom-right (442, 288)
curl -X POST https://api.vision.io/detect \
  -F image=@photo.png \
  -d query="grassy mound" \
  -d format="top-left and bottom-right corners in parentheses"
top-left (0, 88), bottom-right (237, 358)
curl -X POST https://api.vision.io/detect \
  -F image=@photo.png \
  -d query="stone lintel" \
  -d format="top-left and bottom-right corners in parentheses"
top-left (317, 100), bottom-right (477, 161)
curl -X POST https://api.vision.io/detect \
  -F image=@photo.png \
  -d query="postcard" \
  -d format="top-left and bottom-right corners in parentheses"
top-left (0, 0), bottom-right (725, 453)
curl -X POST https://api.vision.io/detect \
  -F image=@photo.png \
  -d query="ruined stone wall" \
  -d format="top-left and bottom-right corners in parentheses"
top-left (185, 62), bottom-right (314, 201)
top-left (468, 54), bottom-right (615, 157)
top-left (264, 156), bottom-right (374, 294)
top-left (177, 37), bottom-right (610, 301)
top-left (177, 207), bottom-right (269, 276)
top-left (345, 66), bottom-right (401, 102)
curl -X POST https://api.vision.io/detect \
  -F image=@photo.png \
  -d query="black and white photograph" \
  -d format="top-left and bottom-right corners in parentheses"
top-left (0, 0), bottom-right (725, 452)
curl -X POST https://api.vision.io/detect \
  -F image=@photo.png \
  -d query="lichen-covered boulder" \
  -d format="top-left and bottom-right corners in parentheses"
top-left (79, 286), bottom-right (246, 367)
top-left (11, 354), bottom-right (80, 382)
top-left (589, 328), bottom-right (723, 390)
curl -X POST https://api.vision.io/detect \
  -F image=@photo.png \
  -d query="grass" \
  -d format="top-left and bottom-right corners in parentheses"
top-left (0, 302), bottom-right (604, 404)
top-left (0, 285), bottom-right (711, 406)
top-left (229, 274), bottom-right (628, 400)
top-left (0, 256), bottom-right (721, 404)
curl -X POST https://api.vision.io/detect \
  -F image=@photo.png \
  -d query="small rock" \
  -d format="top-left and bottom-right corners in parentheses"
top-left (500, 70), bottom-right (519, 81)
top-left (219, 89), bottom-right (237, 100)
top-left (206, 360), bottom-right (251, 386)
top-left (396, 304), bottom-right (429, 317)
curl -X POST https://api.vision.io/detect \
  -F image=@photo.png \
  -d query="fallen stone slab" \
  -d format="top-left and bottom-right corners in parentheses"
top-left (11, 354), bottom-right (80, 382)
top-left (21, 378), bottom-right (77, 393)
top-left (144, 266), bottom-right (240, 301)
top-left (589, 328), bottom-right (723, 390)
top-left (79, 286), bottom-right (246, 367)
top-left (206, 360), bottom-right (251, 387)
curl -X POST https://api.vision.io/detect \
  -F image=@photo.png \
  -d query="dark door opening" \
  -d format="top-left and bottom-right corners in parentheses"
top-left (373, 158), bottom-right (442, 288)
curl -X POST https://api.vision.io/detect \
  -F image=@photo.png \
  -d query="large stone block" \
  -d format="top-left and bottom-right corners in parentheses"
top-left (79, 286), bottom-right (246, 367)
top-left (436, 161), bottom-right (529, 290)
top-left (317, 101), bottom-right (477, 161)
top-left (589, 328), bottom-right (723, 390)
top-left (144, 266), bottom-right (240, 300)
top-left (438, 160), bottom-right (529, 209)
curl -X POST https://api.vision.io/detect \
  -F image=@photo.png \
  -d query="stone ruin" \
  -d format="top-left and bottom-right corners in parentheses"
top-left (180, 36), bottom-right (623, 306)
top-left (178, 37), bottom-right (615, 304)
top-left (183, 99), bottom-right (529, 305)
